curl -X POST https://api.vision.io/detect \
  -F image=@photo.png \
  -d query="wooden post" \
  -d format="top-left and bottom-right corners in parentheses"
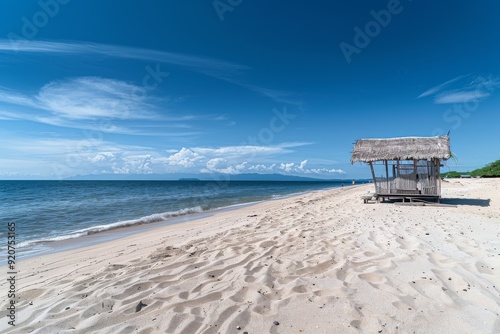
top-left (396, 159), bottom-right (400, 193)
top-left (385, 160), bottom-right (389, 194)
top-left (413, 159), bottom-right (418, 191)
top-left (437, 159), bottom-right (441, 202)
top-left (369, 162), bottom-right (377, 193)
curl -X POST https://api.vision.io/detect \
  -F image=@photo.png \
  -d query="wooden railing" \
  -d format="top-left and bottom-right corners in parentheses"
top-left (374, 177), bottom-right (439, 196)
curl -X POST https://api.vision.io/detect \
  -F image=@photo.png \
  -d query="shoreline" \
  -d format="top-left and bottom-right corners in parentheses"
top-left (1, 179), bottom-right (499, 333)
top-left (12, 184), bottom-right (344, 263)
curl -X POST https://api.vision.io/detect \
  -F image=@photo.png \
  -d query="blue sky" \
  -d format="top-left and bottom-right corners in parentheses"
top-left (0, 0), bottom-right (499, 179)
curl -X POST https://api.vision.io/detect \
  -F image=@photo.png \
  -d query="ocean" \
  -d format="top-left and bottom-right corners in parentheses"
top-left (0, 180), bottom-right (343, 260)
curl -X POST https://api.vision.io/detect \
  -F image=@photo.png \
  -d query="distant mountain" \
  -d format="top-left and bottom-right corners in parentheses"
top-left (65, 173), bottom-right (350, 182)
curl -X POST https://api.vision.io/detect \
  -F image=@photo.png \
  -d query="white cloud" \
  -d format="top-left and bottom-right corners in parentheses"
top-left (159, 145), bottom-right (344, 177)
top-left (0, 158), bottom-right (55, 177)
top-left (0, 40), bottom-right (248, 78)
top-left (0, 40), bottom-right (307, 106)
top-left (158, 146), bottom-right (347, 177)
top-left (0, 77), bottom-right (230, 137)
top-left (303, 167), bottom-right (346, 175)
top-left (87, 152), bottom-right (161, 175)
top-left (279, 162), bottom-right (295, 172)
top-left (201, 159), bottom-right (345, 176)
top-left (235, 162), bottom-right (248, 171)
top-left (205, 158), bottom-right (225, 171)
top-left (89, 152), bottom-right (116, 163)
top-left (434, 90), bottom-right (490, 104)
top-left (0, 138), bottom-right (345, 178)
top-left (121, 154), bottom-right (154, 174)
top-left (201, 158), bottom-right (241, 174)
top-left (36, 77), bottom-right (154, 120)
top-left (247, 164), bottom-right (273, 173)
top-left (0, 136), bottom-right (165, 176)
top-left (0, 109), bottom-right (23, 120)
top-left (417, 75), bottom-right (466, 98)
top-left (0, 90), bottom-right (39, 108)
top-left (0, 77), bottom-right (154, 120)
top-left (192, 145), bottom-right (290, 159)
top-left (0, 77), bottom-right (211, 136)
top-left (417, 74), bottom-right (499, 104)
top-left (162, 148), bottom-right (205, 168)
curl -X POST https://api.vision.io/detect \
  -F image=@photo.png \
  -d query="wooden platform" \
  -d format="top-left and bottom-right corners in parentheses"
top-left (375, 194), bottom-right (441, 203)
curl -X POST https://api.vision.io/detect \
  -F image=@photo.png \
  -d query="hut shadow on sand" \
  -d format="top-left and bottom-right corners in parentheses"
top-left (439, 198), bottom-right (490, 207)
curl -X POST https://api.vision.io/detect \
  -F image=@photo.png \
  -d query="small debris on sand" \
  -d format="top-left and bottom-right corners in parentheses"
top-left (135, 301), bottom-right (147, 313)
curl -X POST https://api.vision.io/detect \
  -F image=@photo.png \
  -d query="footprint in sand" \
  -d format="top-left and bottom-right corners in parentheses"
top-left (358, 272), bottom-right (387, 285)
top-left (475, 261), bottom-right (496, 275)
top-left (427, 252), bottom-right (456, 268)
top-left (178, 291), bottom-right (189, 299)
top-left (259, 240), bottom-right (276, 248)
top-left (244, 275), bottom-right (257, 283)
top-left (291, 285), bottom-right (309, 293)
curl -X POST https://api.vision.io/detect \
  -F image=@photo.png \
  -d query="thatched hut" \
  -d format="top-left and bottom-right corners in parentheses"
top-left (351, 136), bottom-right (451, 202)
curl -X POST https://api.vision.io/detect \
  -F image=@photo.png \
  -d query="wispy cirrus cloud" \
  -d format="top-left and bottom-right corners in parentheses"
top-left (0, 76), bottom-right (154, 119)
top-left (192, 145), bottom-right (291, 158)
top-left (0, 40), bottom-right (248, 79)
top-left (227, 81), bottom-right (304, 107)
top-left (417, 74), bottom-right (499, 104)
top-left (0, 136), bottom-right (153, 157)
top-left (0, 89), bottom-right (39, 108)
top-left (38, 77), bottom-right (157, 120)
top-left (0, 40), bottom-right (300, 105)
top-left (417, 75), bottom-right (466, 98)
top-left (0, 76), bottom-right (210, 135)
top-left (434, 90), bottom-right (491, 104)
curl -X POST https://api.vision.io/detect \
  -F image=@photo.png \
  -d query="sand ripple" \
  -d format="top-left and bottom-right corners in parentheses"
top-left (1, 179), bottom-right (500, 333)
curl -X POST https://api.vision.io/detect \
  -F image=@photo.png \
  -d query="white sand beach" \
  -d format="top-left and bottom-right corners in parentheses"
top-left (1, 179), bottom-right (499, 333)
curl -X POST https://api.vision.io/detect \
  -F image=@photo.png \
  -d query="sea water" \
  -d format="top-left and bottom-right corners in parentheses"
top-left (0, 180), bottom-right (342, 259)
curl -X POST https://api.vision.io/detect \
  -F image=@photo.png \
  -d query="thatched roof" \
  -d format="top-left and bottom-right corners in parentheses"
top-left (351, 136), bottom-right (451, 163)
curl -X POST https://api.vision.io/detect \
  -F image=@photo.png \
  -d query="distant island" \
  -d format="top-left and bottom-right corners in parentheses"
top-left (441, 159), bottom-right (500, 178)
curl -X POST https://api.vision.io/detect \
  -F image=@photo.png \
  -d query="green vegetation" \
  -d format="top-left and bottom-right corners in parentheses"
top-left (470, 160), bottom-right (500, 177)
top-left (441, 171), bottom-right (467, 178)
top-left (441, 160), bottom-right (500, 178)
